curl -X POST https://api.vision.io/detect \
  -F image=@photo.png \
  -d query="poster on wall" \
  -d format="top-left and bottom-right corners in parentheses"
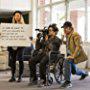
top-left (0, 23), bottom-right (32, 47)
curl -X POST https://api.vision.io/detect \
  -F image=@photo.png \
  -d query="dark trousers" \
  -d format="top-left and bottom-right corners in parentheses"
top-left (39, 54), bottom-right (49, 82)
top-left (11, 61), bottom-right (24, 79)
top-left (40, 52), bottom-right (58, 82)
top-left (30, 53), bottom-right (56, 82)
top-left (10, 53), bottom-right (24, 79)
top-left (29, 53), bottom-right (46, 81)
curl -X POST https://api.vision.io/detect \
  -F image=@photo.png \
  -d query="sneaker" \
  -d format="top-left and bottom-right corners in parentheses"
top-left (9, 78), bottom-right (16, 82)
top-left (60, 81), bottom-right (72, 89)
top-left (79, 73), bottom-right (88, 80)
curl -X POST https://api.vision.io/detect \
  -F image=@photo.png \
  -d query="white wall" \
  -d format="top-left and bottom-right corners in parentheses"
top-left (83, 43), bottom-right (90, 68)
top-left (0, 0), bottom-right (31, 11)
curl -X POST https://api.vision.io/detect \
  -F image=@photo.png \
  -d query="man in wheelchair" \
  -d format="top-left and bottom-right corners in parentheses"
top-left (29, 24), bottom-right (62, 86)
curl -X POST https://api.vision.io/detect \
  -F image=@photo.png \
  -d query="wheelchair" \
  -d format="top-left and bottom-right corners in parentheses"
top-left (22, 48), bottom-right (65, 86)
top-left (44, 51), bottom-right (65, 86)
top-left (22, 47), bottom-right (34, 61)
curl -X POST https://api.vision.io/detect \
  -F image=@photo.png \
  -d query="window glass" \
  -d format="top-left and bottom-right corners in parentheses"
top-left (52, 3), bottom-right (66, 38)
top-left (69, 0), bottom-right (85, 41)
top-left (38, 0), bottom-right (50, 6)
top-left (38, 7), bottom-right (50, 29)
top-left (87, 0), bottom-right (90, 42)
top-left (52, 0), bottom-right (63, 3)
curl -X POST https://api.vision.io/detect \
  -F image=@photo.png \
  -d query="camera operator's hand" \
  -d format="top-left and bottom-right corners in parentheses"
top-left (45, 35), bottom-right (49, 41)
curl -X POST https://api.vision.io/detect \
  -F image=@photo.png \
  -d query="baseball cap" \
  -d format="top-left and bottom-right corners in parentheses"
top-left (61, 21), bottom-right (72, 28)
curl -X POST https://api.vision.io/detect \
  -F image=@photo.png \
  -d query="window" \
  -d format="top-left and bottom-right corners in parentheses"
top-left (37, 0), bottom-right (66, 38)
top-left (87, 0), bottom-right (90, 42)
top-left (38, 7), bottom-right (50, 28)
top-left (52, 0), bottom-right (63, 3)
top-left (52, 4), bottom-right (66, 37)
top-left (36, 0), bottom-right (90, 42)
top-left (69, 0), bottom-right (85, 41)
top-left (38, 0), bottom-right (50, 6)
top-left (45, 0), bottom-right (50, 4)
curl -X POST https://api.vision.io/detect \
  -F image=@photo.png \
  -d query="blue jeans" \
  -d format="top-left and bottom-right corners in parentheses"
top-left (63, 59), bottom-right (86, 82)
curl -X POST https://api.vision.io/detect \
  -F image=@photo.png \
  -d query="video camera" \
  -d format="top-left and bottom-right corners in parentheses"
top-left (35, 27), bottom-right (49, 39)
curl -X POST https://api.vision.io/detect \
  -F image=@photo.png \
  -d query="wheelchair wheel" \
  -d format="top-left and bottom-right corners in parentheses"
top-left (54, 58), bottom-right (64, 84)
top-left (48, 76), bottom-right (53, 85)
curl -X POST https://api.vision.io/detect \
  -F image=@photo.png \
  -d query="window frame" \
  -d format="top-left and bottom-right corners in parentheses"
top-left (36, 0), bottom-right (90, 43)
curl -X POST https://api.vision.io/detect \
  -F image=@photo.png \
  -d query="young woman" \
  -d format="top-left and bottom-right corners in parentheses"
top-left (8, 11), bottom-right (25, 82)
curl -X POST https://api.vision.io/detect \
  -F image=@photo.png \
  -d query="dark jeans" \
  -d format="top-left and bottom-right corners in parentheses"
top-left (29, 52), bottom-right (46, 81)
top-left (9, 52), bottom-right (24, 79)
top-left (39, 54), bottom-right (49, 82)
top-left (8, 47), bottom-right (24, 79)
top-left (10, 60), bottom-right (24, 79)
top-left (30, 51), bottom-right (60, 83)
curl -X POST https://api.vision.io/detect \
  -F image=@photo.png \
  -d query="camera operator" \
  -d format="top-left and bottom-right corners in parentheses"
top-left (29, 32), bottom-right (46, 85)
top-left (39, 24), bottom-right (62, 86)
top-left (29, 24), bottom-right (62, 86)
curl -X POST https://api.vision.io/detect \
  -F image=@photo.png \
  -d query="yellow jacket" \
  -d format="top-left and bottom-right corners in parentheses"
top-left (67, 32), bottom-right (81, 57)
top-left (66, 32), bottom-right (88, 64)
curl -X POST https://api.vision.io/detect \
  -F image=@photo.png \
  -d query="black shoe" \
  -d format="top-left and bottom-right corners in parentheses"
top-left (60, 81), bottom-right (72, 89)
top-left (79, 73), bottom-right (88, 80)
top-left (9, 78), bottom-right (16, 82)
